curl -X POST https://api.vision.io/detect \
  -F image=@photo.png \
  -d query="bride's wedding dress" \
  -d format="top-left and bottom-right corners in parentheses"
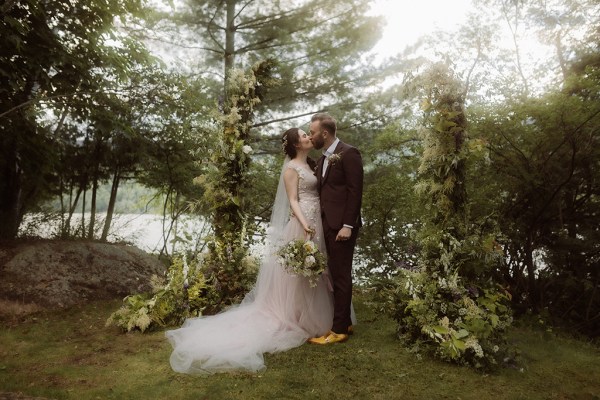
top-left (166, 161), bottom-right (334, 374)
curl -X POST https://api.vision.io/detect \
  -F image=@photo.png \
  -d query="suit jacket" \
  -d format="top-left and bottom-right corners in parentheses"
top-left (316, 140), bottom-right (364, 231)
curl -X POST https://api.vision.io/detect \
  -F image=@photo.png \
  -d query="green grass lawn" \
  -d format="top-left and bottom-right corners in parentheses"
top-left (1, 292), bottom-right (599, 400)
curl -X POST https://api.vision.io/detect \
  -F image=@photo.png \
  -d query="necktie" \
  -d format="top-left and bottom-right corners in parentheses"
top-left (322, 151), bottom-right (331, 177)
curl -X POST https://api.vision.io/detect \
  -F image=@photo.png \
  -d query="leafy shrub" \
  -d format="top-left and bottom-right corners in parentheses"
top-left (107, 252), bottom-right (254, 332)
top-left (378, 253), bottom-right (514, 369)
top-left (199, 234), bottom-right (260, 314)
top-left (107, 248), bottom-right (259, 332)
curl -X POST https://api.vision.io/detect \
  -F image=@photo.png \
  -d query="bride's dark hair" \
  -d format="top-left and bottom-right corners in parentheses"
top-left (281, 128), bottom-right (300, 159)
top-left (281, 128), bottom-right (317, 170)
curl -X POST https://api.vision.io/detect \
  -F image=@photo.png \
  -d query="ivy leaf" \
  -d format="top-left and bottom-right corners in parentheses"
top-left (432, 325), bottom-right (449, 334)
top-left (489, 314), bottom-right (500, 328)
top-left (454, 329), bottom-right (469, 339)
top-left (452, 337), bottom-right (466, 351)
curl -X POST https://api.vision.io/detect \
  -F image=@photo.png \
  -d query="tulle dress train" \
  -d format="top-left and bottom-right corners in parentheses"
top-left (166, 163), bottom-right (334, 374)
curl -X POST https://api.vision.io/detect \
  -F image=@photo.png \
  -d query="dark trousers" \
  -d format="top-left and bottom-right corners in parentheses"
top-left (323, 214), bottom-right (358, 334)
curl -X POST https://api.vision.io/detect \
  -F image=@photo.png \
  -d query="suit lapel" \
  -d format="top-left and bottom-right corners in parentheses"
top-left (322, 141), bottom-right (344, 185)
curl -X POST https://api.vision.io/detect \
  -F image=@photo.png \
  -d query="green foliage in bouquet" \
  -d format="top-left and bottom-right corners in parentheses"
top-left (378, 64), bottom-right (515, 370)
top-left (276, 239), bottom-right (327, 287)
top-left (106, 255), bottom-right (218, 332)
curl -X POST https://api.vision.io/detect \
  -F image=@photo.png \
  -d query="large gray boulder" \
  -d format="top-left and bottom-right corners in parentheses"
top-left (0, 240), bottom-right (166, 309)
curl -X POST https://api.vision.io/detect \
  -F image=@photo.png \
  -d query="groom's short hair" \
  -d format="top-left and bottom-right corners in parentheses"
top-left (311, 113), bottom-right (337, 136)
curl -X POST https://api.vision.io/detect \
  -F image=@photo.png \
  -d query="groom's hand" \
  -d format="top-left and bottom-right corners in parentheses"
top-left (335, 227), bottom-right (352, 242)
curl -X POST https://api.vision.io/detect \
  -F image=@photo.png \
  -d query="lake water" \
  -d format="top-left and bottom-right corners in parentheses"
top-left (20, 212), bottom-right (267, 257)
top-left (21, 213), bottom-right (207, 253)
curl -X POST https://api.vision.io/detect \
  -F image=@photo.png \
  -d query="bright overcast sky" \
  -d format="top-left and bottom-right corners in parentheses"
top-left (367, 0), bottom-right (558, 87)
top-left (369, 0), bottom-right (473, 58)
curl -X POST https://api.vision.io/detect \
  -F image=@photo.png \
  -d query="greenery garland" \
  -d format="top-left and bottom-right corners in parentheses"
top-left (195, 60), bottom-right (277, 310)
top-left (107, 61), bottom-right (275, 331)
top-left (379, 64), bottom-right (515, 370)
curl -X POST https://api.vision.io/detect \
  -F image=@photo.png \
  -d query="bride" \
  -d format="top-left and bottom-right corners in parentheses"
top-left (166, 127), bottom-right (334, 374)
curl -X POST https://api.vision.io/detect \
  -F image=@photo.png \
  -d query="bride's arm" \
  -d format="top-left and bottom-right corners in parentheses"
top-left (283, 168), bottom-right (313, 235)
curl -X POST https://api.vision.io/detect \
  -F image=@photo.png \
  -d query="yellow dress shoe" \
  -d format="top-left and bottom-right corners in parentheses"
top-left (308, 331), bottom-right (349, 345)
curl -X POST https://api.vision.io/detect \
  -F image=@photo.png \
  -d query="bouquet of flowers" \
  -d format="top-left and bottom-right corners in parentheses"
top-left (276, 239), bottom-right (327, 287)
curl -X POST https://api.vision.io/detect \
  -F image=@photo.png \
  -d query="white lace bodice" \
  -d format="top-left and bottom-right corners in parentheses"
top-left (288, 164), bottom-right (320, 229)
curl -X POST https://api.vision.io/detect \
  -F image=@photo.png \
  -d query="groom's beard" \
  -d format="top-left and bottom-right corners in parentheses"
top-left (311, 137), bottom-right (324, 150)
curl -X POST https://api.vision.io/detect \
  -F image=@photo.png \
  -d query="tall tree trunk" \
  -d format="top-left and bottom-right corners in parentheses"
top-left (0, 145), bottom-right (23, 240)
top-left (555, 36), bottom-right (569, 84)
top-left (159, 187), bottom-right (173, 257)
top-left (59, 176), bottom-right (65, 231)
top-left (500, 0), bottom-right (530, 96)
top-left (0, 80), bottom-right (34, 240)
top-left (524, 231), bottom-right (539, 311)
top-left (101, 167), bottom-right (120, 241)
top-left (88, 171), bottom-right (98, 239)
top-left (81, 185), bottom-right (86, 237)
top-left (63, 183), bottom-right (82, 238)
top-left (88, 137), bottom-right (104, 240)
top-left (171, 191), bottom-right (181, 255)
top-left (564, 189), bottom-right (585, 280)
top-left (224, 0), bottom-right (236, 92)
top-left (63, 183), bottom-right (73, 237)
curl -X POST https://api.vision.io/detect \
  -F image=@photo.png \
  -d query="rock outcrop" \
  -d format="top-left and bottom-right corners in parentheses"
top-left (0, 240), bottom-right (166, 310)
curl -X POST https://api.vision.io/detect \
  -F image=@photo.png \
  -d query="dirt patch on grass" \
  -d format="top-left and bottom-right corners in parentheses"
top-left (0, 299), bottom-right (43, 319)
top-left (0, 239), bottom-right (166, 315)
top-left (0, 392), bottom-right (55, 400)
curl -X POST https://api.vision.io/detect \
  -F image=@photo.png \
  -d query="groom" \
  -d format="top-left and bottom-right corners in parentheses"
top-left (308, 113), bottom-right (363, 345)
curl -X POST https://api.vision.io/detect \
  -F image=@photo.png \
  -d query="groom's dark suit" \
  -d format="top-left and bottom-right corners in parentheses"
top-left (316, 140), bottom-right (363, 334)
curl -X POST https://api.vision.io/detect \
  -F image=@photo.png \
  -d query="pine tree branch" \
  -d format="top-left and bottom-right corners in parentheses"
top-left (145, 36), bottom-right (223, 53)
top-left (280, 42), bottom-right (363, 68)
top-left (207, 1), bottom-right (226, 52)
top-left (463, 39), bottom-right (483, 98)
top-left (234, 36), bottom-right (278, 54)
top-left (234, 37), bottom-right (314, 54)
top-left (500, 0), bottom-right (530, 95)
top-left (340, 114), bottom-right (390, 130)
top-left (233, 0), bottom-right (256, 21)
top-left (252, 109), bottom-right (327, 128)
top-left (237, 5), bottom-right (353, 33)
top-left (235, 6), bottom-right (306, 30)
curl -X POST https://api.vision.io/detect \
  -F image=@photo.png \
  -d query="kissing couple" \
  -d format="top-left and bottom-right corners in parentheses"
top-left (166, 112), bottom-right (364, 374)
